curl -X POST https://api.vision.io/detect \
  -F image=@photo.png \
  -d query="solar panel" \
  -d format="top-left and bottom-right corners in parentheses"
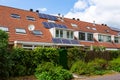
top-left (52, 38), bottom-right (62, 43)
top-left (39, 13), bottom-right (57, 21)
top-left (42, 22), bottom-right (50, 28)
top-left (62, 25), bottom-right (67, 28)
top-left (62, 39), bottom-right (71, 44)
top-left (71, 40), bottom-right (79, 44)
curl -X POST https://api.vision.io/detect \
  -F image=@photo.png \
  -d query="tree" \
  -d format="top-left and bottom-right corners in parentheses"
top-left (0, 30), bottom-right (10, 80)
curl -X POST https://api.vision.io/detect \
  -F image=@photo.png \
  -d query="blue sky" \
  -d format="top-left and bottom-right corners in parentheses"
top-left (0, 0), bottom-right (77, 15)
top-left (0, 0), bottom-right (120, 28)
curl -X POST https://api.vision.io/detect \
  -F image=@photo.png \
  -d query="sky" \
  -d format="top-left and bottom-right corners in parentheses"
top-left (0, 0), bottom-right (120, 28)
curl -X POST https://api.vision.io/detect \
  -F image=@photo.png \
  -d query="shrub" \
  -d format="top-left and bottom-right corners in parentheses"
top-left (33, 47), bottom-right (59, 64)
top-left (87, 59), bottom-right (108, 75)
top-left (67, 47), bottom-right (86, 69)
top-left (35, 62), bottom-right (73, 80)
top-left (0, 30), bottom-right (11, 79)
top-left (108, 57), bottom-right (120, 72)
top-left (70, 60), bottom-right (87, 75)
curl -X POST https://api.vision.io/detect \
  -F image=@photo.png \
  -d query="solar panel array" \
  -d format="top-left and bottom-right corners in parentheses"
top-left (38, 13), bottom-right (57, 21)
top-left (52, 38), bottom-right (79, 44)
top-left (42, 22), bottom-right (67, 29)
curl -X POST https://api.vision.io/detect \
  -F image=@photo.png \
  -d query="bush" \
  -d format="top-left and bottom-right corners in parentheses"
top-left (70, 60), bottom-right (87, 75)
top-left (67, 47), bottom-right (86, 69)
top-left (108, 57), bottom-right (120, 72)
top-left (87, 59), bottom-right (108, 75)
top-left (71, 59), bottom-right (108, 75)
top-left (35, 62), bottom-right (73, 80)
top-left (0, 30), bottom-right (11, 79)
top-left (33, 47), bottom-right (59, 64)
top-left (10, 48), bottom-right (35, 76)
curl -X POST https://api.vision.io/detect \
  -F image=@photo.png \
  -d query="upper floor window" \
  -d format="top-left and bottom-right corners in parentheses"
top-left (55, 29), bottom-right (63, 38)
top-left (79, 32), bottom-right (85, 40)
top-left (114, 37), bottom-right (119, 43)
top-left (87, 33), bottom-right (93, 41)
top-left (0, 27), bottom-right (9, 32)
top-left (15, 28), bottom-right (26, 34)
top-left (67, 31), bottom-right (73, 39)
top-left (11, 14), bottom-right (20, 19)
top-left (26, 16), bottom-right (35, 21)
top-left (98, 34), bottom-right (111, 42)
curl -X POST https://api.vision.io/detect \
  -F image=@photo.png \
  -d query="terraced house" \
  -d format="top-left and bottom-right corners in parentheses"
top-left (0, 5), bottom-right (120, 50)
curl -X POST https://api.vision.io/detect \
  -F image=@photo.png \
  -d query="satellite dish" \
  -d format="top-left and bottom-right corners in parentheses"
top-left (28, 24), bottom-right (35, 31)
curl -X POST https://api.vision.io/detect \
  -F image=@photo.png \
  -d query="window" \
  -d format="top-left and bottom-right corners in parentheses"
top-left (79, 32), bottom-right (85, 40)
top-left (87, 33), bottom-right (93, 41)
top-left (0, 27), bottom-right (9, 32)
top-left (15, 28), bottom-right (26, 34)
top-left (26, 16), bottom-right (35, 21)
top-left (67, 31), bottom-right (73, 39)
top-left (60, 30), bottom-right (63, 38)
top-left (71, 23), bottom-right (78, 28)
top-left (106, 36), bottom-right (111, 42)
top-left (86, 26), bottom-right (90, 29)
top-left (92, 28), bottom-right (97, 30)
top-left (32, 30), bottom-right (43, 35)
top-left (98, 34), bottom-right (111, 42)
top-left (55, 29), bottom-right (63, 38)
top-left (98, 34), bottom-right (104, 42)
top-left (56, 30), bottom-right (59, 37)
top-left (11, 14), bottom-right (20, 19)
top-left (114, 37), bottom-right (119, 43)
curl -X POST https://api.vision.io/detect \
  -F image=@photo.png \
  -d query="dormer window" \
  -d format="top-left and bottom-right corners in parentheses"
top-left (15, 28), bottom-right (26, 34)
top-left (71, 23), bottom-right (78, 28)
top-left (0, 27), bottom-right (9, 32)
top-left (11, 14), bottom-right (20, 19)
top-left (26, 16), bottom-right (35, 21)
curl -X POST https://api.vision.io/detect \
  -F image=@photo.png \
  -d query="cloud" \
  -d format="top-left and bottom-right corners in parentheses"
top-left (37, 8), bottom-right (47, 12)
top-left (65, 0), bottom-right (120, 28)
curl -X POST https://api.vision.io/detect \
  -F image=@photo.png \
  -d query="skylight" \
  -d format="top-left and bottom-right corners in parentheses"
top-left (71, 23), bottom-right (78, 28)
top-left (32, 30), bottom-right (43, 35)
top-left (26, 16), bottom-right (35, 21)
top-left (0, 27), bottom-right (9, 32)
top-left (11, 14), bottom-right (20, 19)
top-left (86, 26), bottom-right (90, 29)
top-left (16, 28), bottom-right (26, 34)
top-left (92, 28), bottom-right (97, 30)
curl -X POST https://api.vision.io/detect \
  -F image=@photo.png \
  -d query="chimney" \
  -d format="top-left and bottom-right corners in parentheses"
top-left (61, 15), bottom-right (64, 22)
top-left (58, 13), bottom-right (61, 20)
top-left (36, 10), bottom-right (39, 13)
top-left (30, 9), bottom-right (33, 12)
top-left (72, 18), bottom-right (75, 20)
top-left (93, 20), bottom-right (95, 26)
top-left (77, 18), bottom-right (80, 21)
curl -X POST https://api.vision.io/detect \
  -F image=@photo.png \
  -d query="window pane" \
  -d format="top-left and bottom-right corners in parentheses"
top-left (106, 36), bottom-right (111, 42)
top-left (67, 31), bottom-right (69, 38)
top-left (60, 30), bottom-right (63, 38)
top-left (70, 31), bottom-right (73, 39)
top-left (98, 34), bottom-right (103, 42)
top-left (87, 33), bottom-right (93, 41)
top-left (32, 30), bottom-right (43, 35)
top-left (56, 30), bottom-right (59, 37)
top-left (11, 14), bottom-right (20, 19)
top-left (114, 37), bottom-right (119, 43)
top-left (79, 32), bottom-right (85, 40)
top-left (16, 28), bottom-right (26, 34)
top-left (26, 16), bottom-right (35, 21)
top-left (0, 27), bottom-right (9, 32)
